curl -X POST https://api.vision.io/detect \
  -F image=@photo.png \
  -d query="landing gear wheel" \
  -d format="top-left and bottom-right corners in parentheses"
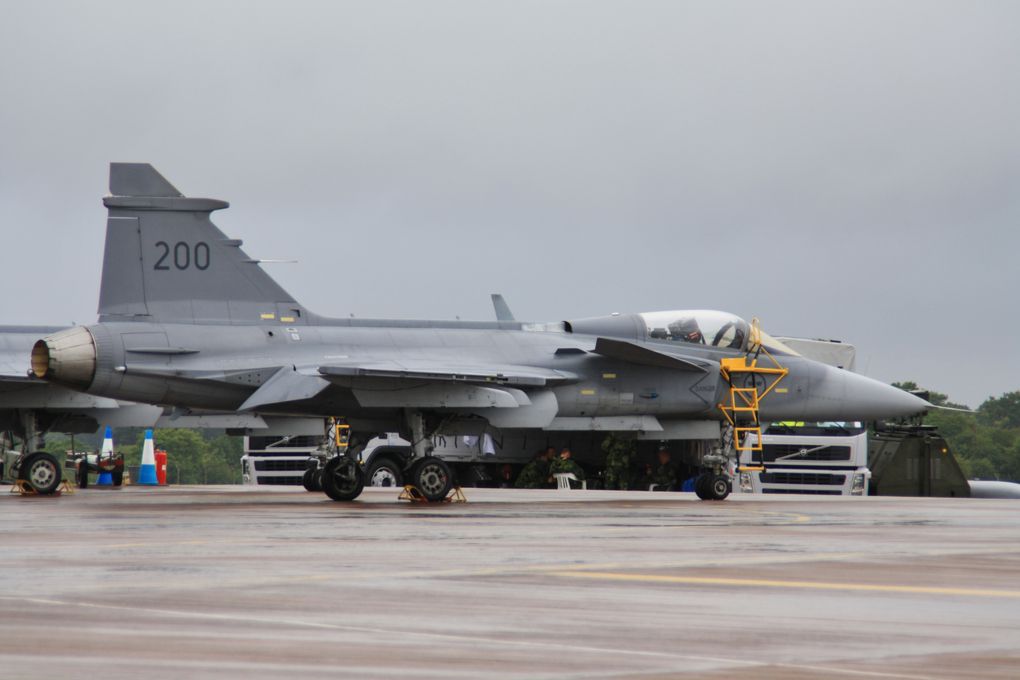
top-left (366, 458), bottom-right (404, 488)
top-left (19, 452), bottom-right (62, 495)
top-left (77, 462), bottom-right (89, 489)
top-left (708, 475), bottom-right (731, 501)
top-left (112, 469), bottom-right (124, 487)
top-left (321, 457), bottom-right (364, 502)
top-left (406, 458), bottom-right (423, 487)
top-left (694, 474), bottom-right (712, 501)
top-left (411, 457), bottom-right (453, 502)
top-left (302, 467), bottom-right (322, 492)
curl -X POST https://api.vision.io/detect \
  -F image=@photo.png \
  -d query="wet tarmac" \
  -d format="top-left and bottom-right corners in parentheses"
top-left (1, 485), bottom-right (1018, 679)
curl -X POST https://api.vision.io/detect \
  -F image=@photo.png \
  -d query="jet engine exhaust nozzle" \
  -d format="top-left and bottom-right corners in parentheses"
top-left (31, 327), bottom-right (97, 389)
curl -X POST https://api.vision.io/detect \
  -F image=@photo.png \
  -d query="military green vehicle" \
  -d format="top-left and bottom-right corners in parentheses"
top-left (868, 425), bottom-right (970, 497)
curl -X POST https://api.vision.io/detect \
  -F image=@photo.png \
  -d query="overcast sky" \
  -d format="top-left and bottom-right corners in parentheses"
top-left (1, 1), bottom-right (1017, 407)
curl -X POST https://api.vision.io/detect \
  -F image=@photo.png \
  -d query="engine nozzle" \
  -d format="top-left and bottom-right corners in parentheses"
top-left (31, 326), bottom-right (97, 389)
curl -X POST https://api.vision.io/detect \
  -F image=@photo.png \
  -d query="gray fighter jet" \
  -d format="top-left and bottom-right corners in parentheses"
top-left (29, 164), bottom-right (929, 501)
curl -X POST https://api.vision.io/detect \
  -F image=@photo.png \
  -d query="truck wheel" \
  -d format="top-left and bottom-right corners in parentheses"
top-left (302, 467), bottom-right (322, 492)
top-left (411, 457), bottom-right (453, 502)
top-left (366, 457), bottom-right (403, 488)
top-left (77, 463), bottom-right (89, 489)
top-left (20, 453), bottom-right (62, 495)
top-left (321, 457), bottom-right (364, 502)
top-left (708, 475), bottom-right (731, 501)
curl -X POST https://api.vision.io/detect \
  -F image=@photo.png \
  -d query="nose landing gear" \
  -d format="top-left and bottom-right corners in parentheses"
top-left (694, 473), bottom-right (731, 501)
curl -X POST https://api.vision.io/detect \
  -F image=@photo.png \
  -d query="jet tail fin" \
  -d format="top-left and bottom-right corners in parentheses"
top-left (98, 163), bottom-right (309, 325)
top-left (110, 163), bottom-right (182, 198)
top-left (491, 294), bottom-right (515, 322)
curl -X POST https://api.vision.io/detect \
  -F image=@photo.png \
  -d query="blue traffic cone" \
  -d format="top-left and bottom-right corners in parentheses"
top-left (96, 426), bottom-right (114, 486)
top-left (138, 429), bottom-right (158, 485)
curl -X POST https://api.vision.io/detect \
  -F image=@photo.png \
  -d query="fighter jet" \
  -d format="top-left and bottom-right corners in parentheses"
top-left (29, 164), bottom-right (929, 501)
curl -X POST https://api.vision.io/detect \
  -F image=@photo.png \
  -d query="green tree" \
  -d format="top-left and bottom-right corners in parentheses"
top-left (978, 392), bottom-right (1020, 430)
top-left (127, 429), bottom-right (241, 485)
top-left (207, 434), bottom-right (243, 484)
top-left (893, 383), bottom-right (1020, 481)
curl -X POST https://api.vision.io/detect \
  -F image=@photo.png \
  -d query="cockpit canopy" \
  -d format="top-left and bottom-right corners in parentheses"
top-left (640, 310), bottom-right (749, 350)
top-left (562, 309), bottom-right (778, 354)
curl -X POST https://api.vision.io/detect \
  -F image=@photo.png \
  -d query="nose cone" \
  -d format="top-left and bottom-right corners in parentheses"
top-left (803, 365), bottom-right (930, 421)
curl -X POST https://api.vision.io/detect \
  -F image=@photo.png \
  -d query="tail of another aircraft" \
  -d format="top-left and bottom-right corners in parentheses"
top-left (98, 163), bottom-right (309, 324)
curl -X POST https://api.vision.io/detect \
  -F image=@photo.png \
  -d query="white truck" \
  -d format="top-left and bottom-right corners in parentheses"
top-left (241, 434), bottom-right (322, 486)
top-left (736, 421), bottom-right (870, 496)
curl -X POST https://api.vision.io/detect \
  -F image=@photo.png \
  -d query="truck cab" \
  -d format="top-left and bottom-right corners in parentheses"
top-left (737, 421), bottom-right (870, 496)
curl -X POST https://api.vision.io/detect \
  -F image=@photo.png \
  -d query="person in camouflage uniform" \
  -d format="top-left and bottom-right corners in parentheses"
top-left (649, 448), bottom-right (679, 491)
top-left (515, 448), bottom-right (554, 489)
top-left (601, 434), bottom-right (635, 490)
top-left (549, 447), bottom-right (586, 488)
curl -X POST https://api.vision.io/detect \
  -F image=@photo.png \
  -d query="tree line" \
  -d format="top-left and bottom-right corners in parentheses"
top-left (894, 382), bottom-right (1020, 482)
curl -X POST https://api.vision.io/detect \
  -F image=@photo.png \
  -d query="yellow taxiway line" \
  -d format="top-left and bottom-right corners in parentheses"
top-left (550, 570), bottom-right (1020, 599)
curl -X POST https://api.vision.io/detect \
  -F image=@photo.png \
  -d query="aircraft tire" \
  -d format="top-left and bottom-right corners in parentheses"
top-left (19, 452), bottom-right (62, 495)
top-left (77, 463), bottom-right (89, 489)
top-left (411, 457), bottom-right (453, 502)
top-left (708, 475), bottom-right (731, 501)
top-left (302, 468), bottom-right (322, 492)
top-left (321, 457), bottom-right (365, 502)
top-left (694, 474), bottom-right (712, 501)
top-left (112, 469), bottom-right (124, 487)
top-left (366, 457), bottom-right (404, 488)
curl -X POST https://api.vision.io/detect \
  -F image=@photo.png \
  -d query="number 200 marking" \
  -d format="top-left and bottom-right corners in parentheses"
top-left (154, 241), bottom-right (210, 271)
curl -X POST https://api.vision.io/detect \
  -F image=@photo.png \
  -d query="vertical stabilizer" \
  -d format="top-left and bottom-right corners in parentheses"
top-left (491, 294), bottom-right (516, 322)
top-left (98, 163), bottom-right (308, 325)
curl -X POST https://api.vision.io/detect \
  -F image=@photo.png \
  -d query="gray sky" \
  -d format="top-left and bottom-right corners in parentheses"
top-left (1, 1), bottom-right (1017, 408)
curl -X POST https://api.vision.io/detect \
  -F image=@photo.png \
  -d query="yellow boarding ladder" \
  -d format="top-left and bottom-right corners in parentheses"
top-left (717, 319), bottom-right (789, 465)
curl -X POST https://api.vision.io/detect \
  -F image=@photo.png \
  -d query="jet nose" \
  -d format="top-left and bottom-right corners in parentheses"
top-left (804, 365), bottom-right (930, 421)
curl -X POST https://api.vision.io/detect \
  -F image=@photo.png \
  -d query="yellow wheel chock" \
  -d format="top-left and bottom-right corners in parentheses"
top-left (398, 485), bottom-right (467, 504)
top-left (9, 479), bottom-right (75, 496)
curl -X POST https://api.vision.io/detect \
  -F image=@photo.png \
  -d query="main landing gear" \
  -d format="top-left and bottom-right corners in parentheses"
top-left (321, 451), bottom-right (454, 503)
top-left (17, 451), bottom-right (63, 495)
top-left (401, 410), bottom-right (454, 502)
top-left (4, 414), bottom-right (62, 495)
top-left (406, 456), bottom-right (454, 502)
top-left (315, 412), bottom-right (456, 503)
